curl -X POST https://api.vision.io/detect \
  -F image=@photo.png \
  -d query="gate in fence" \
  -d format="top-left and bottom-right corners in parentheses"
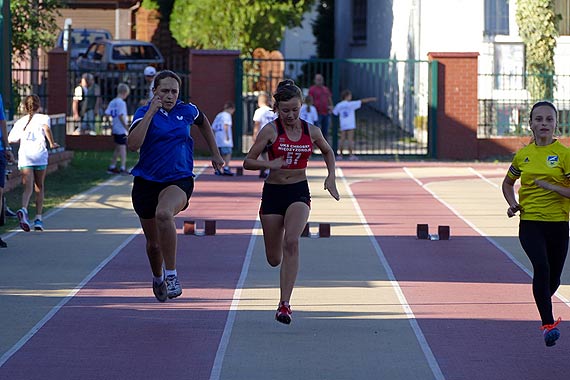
top-left (235, 58), bottom-right (435, 157)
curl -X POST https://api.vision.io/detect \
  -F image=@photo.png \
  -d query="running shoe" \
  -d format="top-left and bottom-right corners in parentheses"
top-left (0, 237), bottom-right (7, 248)
top-left (222, 168), bottom-right (235, 176)
top-left (16, 208), bottom-right (30, 232)
top-left (5, 207), bottom-right (16, 218)
top-left (214, 168), bottom-right (222, 176)
top-left (165, 274), bottom-right (182, 299)
top-left (152, 279), bottom-right (167, 302)
top-left (541, 317), bottom-right (562, 347)
top-left (348, 154), bottom-right (359, 161)
top-left (107, 167), bottom-right (120, 174)
top-left (275, 301), bottom-right (292, 324)
top-left (119, 169), bottom-right (130, 176)
top-left (33, 219), bottom-right (44, 231)
top-left (336, 155), bottom-right (343, 160)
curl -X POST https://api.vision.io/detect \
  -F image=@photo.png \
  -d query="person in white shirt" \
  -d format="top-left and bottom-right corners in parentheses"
top-left (8, 94), bottom-right (59, 232)
top-left (105, 83), bottom-right (131, 175)
top-left (252, 92), bottom-right (276, 178)
top-left (212, 102), bottom-right (236, 176)
top-left (299, 95), bottom-right (318, 125)
top-left (140, 66), bottom-right (156, 106)
top-left (332, 89), bottom-right (376, 160)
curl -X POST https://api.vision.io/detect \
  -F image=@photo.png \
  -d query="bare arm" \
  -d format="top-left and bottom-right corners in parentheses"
top-left (502, 175), bottom-right (522, 217)
top-left (43, 124), bottom-right (60, 149)
top-left (534, 179), bottom-right (570, 198)
top-left (361, 97), bottom-right (377, 104)
top-left (243, 123), bottom-right (283, 170)
top-left (195, 114), bottom-right (224, 171)
top-left (311, 125), bottom-right (340, 201)
top-left (127, 97), bottom-right (161, 151)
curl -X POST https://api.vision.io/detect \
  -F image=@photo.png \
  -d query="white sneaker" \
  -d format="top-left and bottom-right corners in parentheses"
top-left (17, 208), bottom-right (31, 232)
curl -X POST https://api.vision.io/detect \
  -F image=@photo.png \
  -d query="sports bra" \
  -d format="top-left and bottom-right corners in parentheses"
top-left (267, 118), bottom-right (313, 169)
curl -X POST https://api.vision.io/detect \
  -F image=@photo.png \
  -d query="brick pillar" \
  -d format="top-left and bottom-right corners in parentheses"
top-left (47, 48), bottom-right (69, 115)
top-left (427, 52), bottom-right (479, 160)
top-left (188, 50), bottom-right (240, 153)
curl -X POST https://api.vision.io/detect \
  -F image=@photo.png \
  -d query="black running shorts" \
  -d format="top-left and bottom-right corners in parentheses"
top-left (260, 180), bottom-right (311, 216)
top-left (131, 176), bottom-right (194, 219)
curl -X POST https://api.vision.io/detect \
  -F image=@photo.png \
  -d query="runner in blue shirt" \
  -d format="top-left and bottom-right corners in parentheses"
top-left (128, 70), bottom-right (224, 302)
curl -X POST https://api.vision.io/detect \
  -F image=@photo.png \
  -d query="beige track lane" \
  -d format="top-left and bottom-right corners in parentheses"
top-left (0, 176), bottom-right (140, 358)
top-left (405, 165), bottom-right (570, 310)
top-left (216, 167), bottom-right (438, 380)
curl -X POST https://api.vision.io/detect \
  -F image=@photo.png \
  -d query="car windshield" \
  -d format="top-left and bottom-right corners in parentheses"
top-left (71, 30), bottom-right (110, 47)
top-left (112, 45), bottom-right (161, 60)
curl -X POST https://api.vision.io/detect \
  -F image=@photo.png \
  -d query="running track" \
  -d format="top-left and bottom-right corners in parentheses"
top-left (1, 160), bottom-right (570, 380)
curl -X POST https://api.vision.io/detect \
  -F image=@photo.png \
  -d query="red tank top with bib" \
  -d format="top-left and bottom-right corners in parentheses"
top-left (267, 118), bottom-right (313, 169)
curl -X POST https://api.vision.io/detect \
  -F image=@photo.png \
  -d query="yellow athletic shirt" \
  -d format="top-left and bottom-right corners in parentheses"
top-left (507, 140), bottom-right (570, 221)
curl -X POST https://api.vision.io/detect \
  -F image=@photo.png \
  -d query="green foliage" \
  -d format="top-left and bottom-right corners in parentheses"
top-left (169, 0), bottom-right (315, 55)
top-left (10, 0), bottom-right (62, 60)
top-left (515, 0), bottom-right (559, 101)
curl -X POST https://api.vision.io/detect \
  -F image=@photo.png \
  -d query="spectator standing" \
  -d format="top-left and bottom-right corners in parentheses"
top-left (140, 66), bottom-right (156, 106)
top-left (308, 73), bottom-right (333, 141)
top-left (72, 73), bottom-right (101, 135)
top-left (212, 102), bottom-right (236, 176)
top-left (299, 95), bottom-right (318, 125)
top-left (332, 89), bottom-right (376, 160)
top-left (8, 95), bottom-right (59, 232)
top-left (252, 92), bottom-right (276, 178)
top-left (105, 83), bottom-right (130, 175)
top-left (0, 94), bottom-right (14, 246)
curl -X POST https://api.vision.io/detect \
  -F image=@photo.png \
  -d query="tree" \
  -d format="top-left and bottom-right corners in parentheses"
top-left (11, 0), bottom-right (61, 60)
top-left (515, 0), bottom-right (559, 101)
top-left (168, 0), bottom-right (315, 56)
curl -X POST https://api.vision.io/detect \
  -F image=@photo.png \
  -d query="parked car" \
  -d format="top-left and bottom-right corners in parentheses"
top-left (76, 39), bottom-right (164, 73)
top-left (56, 28), bottom-right (112, 69)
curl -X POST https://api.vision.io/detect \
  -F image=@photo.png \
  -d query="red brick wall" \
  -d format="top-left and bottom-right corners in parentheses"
top-left (188, 50), bottom-right (240, 153)
top-left (428, 52), bottom-right (479, 160)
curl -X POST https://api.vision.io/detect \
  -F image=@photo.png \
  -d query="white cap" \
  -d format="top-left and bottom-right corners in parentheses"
top-left (144, 66), bottom-right (157, 76)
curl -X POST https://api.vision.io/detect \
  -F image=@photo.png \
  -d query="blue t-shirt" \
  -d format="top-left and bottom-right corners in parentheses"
top-left (130, 100), bottom-right (200, 182)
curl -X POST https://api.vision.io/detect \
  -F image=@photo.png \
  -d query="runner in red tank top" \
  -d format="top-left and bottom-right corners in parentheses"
top-left (243, 79), bottom-right (339, 325)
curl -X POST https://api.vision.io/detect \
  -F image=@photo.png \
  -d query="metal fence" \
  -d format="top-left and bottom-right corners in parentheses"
top-left (236, 58), bottom-right (433, 156)
top-left (478, 73), bottom-right (570, 137)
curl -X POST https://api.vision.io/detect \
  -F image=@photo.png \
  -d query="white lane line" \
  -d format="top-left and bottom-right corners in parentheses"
top-left (0, 229), bottom-right (141, 367)
top-left (404, 167), bottom-right (570, 308)
top-left (339, 167), bottom-right (445, 380)
top-left (0, 165), bottom-right (211, 367)
top-left (208, 219), bottom-right (260, 380)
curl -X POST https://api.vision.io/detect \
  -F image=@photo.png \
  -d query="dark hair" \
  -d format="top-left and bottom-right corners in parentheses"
top-left (273, 79), bottom-right (303, 108)
top-left (223, 101), bottom-right (235, 110)
top-left (530, 101), bottom-right (558, 121)
top-left (23, 94), bottom-right (41, 130)
top-left (153, 70), bottom-right (181, 90)
top-left (341, 89), bottom-right (352, 100)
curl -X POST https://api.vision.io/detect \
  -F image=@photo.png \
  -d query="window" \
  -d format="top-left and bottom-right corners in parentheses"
top-left (352, 0), bottom-right (367, 43)
top-left (555, 0), bottom-right (570, 35)
top-left (485, 0), bottom-right (509, 36)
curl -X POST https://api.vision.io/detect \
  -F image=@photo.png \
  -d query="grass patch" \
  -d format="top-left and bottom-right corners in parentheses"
top-left (1, 150), bottom-right (138, 234)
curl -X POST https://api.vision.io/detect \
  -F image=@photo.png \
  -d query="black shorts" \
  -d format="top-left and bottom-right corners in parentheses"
top-left (113, 133), bottom-right (127, 145)
top-left (260, 180), bottom-right (311, 216)
top-left (131, 176), bottom-right (194, 219)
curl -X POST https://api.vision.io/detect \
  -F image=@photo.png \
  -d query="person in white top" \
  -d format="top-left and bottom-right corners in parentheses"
top-left (211, 101), bottom-right (236, 176)
top-left (299, 95), bottom-right (318, 125)
top-left (252, 92), bottom-right (276, 178)
top-left (332, 89), bottom-right (376, 160)
top-left (140, 66), bottom-right (156, 107)
top-left (105, 83), bottom-right (130, 175)
top-left (8, 94), bottom-right (60, 232)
